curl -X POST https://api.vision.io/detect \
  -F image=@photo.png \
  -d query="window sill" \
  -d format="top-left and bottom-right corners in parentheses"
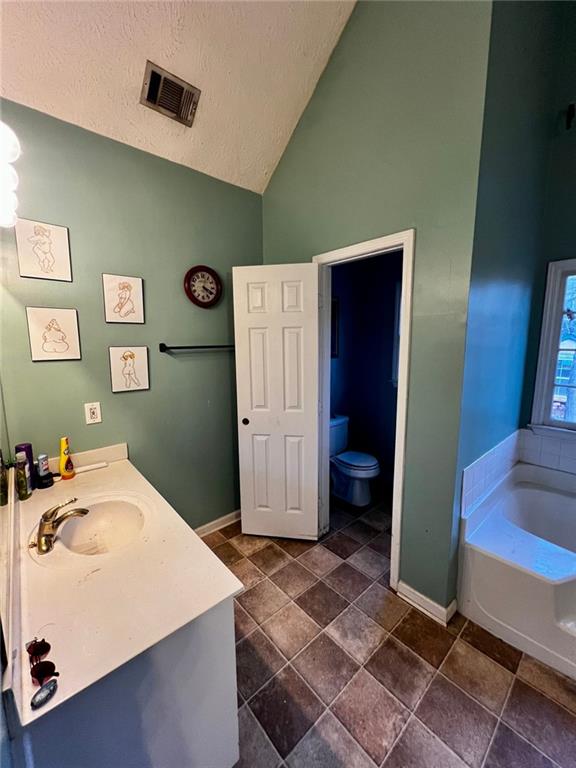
top-left (528, 424), bottom-right (576, 441)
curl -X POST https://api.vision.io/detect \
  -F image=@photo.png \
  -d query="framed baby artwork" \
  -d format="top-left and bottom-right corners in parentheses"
top-left (26, 307), bottom-right (81, 362)
top-left (102, 274), bottom-right (144, 324)
top-left (109, 346), bottom-right (149, 393)
top-left (16, 219), bottom-right (72, 282)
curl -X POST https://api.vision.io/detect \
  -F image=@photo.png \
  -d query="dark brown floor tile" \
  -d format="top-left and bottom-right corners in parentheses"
top-left (235, 602), bottom-right (257, 643)
top-left (384, 716), bottom-right (467, 768)
top-left (367, 531), bottom-right (392, 557)
top-left (323, 562), bottom-right (371, 602)
top-left (201, 530), bottom-right (226, 549)
top-left (461, 621), bottom-right (522, 673)
top-left (446, 611), bottom-right (467, 636)
top-left (231, 533), bottom-right (271, 556)
top-left (366, 636), bottom-right (435, 709)
top-left (213, 540), bottom-right (244, 566)
top-left (237, 579), bottom-right (290, 624)
top-left (330, 509), bottom-right (356, 531)
top-left (323, 532), bottom-right (363, 559)
top-left (298, 545), bottom-right (342, 577)
top-left (270, 560), bottom-right (318, 599)
top-left (355, 582), bottom-right (409, 630)
top-left (393, 610), bottom-right (455, 668)
top-left (229, 558), bottom-right (266, 589)
top-left (360, 506), bottom-right (392, 532)
top-left (378, 570), bottom-right (391, 588)
top-left (416, 675), bottom-right (497, 768)
top-left (236, 629), bottom-right (285, 699)
top-left (343, 519), bottom-right (379, 545)
top-left (249, 665), bottom-right (325, 758)
top-left (347, 547), bottom-right (390, 579)
top-left (220, 519), bottom-right (242, 539)
top-left (441, 639), bottom-right (512, 714)
top-left (503, 679), bottom-right (576, 768)
top-left (273, 537), bottom-right (316, 558)
top-left (286, 711), bottom-right (373, 768)
top-left (332, 668), bottom-right (409, 764)
top-left (517, 655), bottom-right (576, 716)
top-left (261, 603), bottom-right (320, 659)
top-left (326, 605), bottom-right (386, 664)
top-left (485, 722), bottom-right (555, 768)
top-left (249, 543), bottom-right (293, 575)
top-left (237, 705), bottom-right (282, 768)
top-left (292, 632), bottom-right (359, 704)
top-left (295, 581), bottom-right (349, 627)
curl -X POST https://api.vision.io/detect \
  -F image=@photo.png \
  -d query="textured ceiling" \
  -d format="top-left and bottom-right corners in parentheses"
top-left (0, 1), bottom-right (355, 193)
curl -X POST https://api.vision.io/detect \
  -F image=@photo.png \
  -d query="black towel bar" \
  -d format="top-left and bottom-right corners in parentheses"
top-left (159, 343), bottom-right (235, 352)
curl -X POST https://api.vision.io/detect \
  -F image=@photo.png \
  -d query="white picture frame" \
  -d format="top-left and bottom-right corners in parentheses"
top-left (109, 346), bottom-right (149, 393)
top-left (26, 307), bottom-right (81, 362)
top-left (102, 274), bottom-right (145, 324)
top-left (16, 218), bottom-right (72, 282)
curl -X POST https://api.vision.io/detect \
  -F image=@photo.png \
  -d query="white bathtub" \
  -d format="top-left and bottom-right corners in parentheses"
top-left (459, 462), bottom-right (576, 680)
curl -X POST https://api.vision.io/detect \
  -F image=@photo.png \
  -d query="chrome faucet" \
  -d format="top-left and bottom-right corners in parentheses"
top-left (35, 498), bottom-right (89, 555)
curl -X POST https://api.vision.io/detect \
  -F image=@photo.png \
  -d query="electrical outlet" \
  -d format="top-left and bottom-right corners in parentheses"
top-left (84, 402), bottom-right (102, 425)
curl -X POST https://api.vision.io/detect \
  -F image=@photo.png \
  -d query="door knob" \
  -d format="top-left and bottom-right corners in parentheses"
top-left (242, 418), bottom-right (250, 425)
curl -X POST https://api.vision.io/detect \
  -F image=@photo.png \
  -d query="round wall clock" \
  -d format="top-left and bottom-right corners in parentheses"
top-left (183, 265), bottom-right (223, 308)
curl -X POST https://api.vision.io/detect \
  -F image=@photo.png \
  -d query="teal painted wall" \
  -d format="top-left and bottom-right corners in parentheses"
top-left (0, 99), bottom-right (262, 529)
top-left (542, 2), bottom-right (576, 266)
top-left (458, 2), bottom-right (562, 477)
top-left (263, 1), bottom-right (492, 605)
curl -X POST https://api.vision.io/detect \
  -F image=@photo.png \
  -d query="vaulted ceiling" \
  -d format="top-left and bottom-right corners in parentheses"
top-left (0, 1), bottom-right (355, 193)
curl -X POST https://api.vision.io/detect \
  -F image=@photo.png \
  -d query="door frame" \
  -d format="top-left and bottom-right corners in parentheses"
top-left (313, 229), bottom-right (415, 590)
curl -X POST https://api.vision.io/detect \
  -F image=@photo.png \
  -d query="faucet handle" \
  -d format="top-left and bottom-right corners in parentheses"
top-left (41, 498), bottom-right (78, 522)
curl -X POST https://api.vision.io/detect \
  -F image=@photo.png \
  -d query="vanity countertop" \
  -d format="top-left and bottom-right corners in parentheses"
top-left (14, 450), bottom-right (243, 725)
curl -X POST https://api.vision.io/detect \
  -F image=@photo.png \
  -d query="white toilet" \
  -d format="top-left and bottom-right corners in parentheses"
top-left (330, 415), bottom-right (380, 507)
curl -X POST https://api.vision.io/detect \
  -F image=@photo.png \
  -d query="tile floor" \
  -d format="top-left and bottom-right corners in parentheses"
top-left (202, 501), bottom-right (576, 768)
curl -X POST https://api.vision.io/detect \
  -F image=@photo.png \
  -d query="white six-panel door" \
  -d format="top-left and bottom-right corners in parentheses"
top-left (233, 264), bottom-right (319, 539)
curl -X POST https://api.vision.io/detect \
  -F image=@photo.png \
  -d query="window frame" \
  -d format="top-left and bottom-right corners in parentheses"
top-left (531, 258), bottom-right (576, 434)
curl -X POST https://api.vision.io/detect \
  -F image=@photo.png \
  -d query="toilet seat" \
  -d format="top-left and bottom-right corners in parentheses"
top-left (332, 451), bottom-right (379, 472)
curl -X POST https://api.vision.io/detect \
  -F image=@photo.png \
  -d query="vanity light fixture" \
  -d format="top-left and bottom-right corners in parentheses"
top-left (0, 120), bottom-right (21, 228)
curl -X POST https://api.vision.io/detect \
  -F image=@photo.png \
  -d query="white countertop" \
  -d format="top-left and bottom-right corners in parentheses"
top-left (15, 452), bottom-right (242, 725)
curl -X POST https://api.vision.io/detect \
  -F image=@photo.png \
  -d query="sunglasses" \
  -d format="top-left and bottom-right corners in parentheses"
top-left (26, 638), bottom-right (60, 686)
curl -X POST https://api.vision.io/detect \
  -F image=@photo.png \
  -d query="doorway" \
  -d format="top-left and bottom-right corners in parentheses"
top-left (232, 230), bottom-right (414, 591)
top-left (314, 231), bottom-right (414, 590)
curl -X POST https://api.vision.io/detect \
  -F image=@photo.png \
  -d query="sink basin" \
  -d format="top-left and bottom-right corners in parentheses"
top-left (59, 499), bottom-right (145, 555)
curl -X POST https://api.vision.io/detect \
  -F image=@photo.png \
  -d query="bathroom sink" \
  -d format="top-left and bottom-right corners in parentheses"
top-left (59, 499), bottom-right (145, 555)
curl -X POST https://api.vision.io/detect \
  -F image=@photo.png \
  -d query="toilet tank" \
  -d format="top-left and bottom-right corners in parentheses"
top-left (329, 415), bottom-right (349, 456)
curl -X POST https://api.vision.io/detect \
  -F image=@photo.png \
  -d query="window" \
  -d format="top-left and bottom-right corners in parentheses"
top-left (532, 259), bottom-right (576, 432)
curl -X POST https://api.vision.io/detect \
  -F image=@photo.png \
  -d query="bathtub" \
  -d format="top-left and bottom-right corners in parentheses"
top-left (459, 462), bottom-right (576, 680)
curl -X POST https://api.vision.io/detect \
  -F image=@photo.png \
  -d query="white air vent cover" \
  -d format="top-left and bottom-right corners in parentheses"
top-left (140, 61), bottom-right (201, 128)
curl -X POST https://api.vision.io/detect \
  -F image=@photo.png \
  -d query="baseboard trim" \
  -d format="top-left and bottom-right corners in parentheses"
top-left (397, 581), bottom-right (457, 626)
top-left (195, 510), bottom-right (241, 537)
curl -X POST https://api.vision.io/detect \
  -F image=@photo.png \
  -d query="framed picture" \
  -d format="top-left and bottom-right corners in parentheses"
top-left (16, 218), bottom-right (72, 282)
top-left (109, 346), bottom-right (149, 393)
top-left (26, 307), bottom-right (81, 362)
top-left (102, 274), bottom-right (144, 324)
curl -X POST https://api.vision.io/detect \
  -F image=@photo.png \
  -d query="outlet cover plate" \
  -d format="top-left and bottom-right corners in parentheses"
top-left (84, 402), bottom-right (102, 425)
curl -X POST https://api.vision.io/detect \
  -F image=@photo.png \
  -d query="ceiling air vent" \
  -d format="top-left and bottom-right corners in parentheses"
top-left (140, 61), bottom-right (201, 128)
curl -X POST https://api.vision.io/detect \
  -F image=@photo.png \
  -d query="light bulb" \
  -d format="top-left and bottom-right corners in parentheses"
top-left (0, 164), bottom-right (18, 192)
top-left (0, 121), bottom-right (21, 164)
top-left (0, 207), bottom-right (17, 228)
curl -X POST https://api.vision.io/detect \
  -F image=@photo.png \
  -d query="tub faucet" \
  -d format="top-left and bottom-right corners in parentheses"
top-left (35, 498), bottom-right (89, 555)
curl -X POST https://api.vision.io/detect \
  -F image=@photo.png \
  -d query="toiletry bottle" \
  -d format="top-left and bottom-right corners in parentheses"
top-left (59, 437), bottom-right (75, 481)
top-left (15, 442), bottom-right (35, 492)
top-left (36, 453), bottom-right (54, 490)
top-left (0, 450), bottom-right (8, 506)
top-left (15, 451), bottom-right (32, 501)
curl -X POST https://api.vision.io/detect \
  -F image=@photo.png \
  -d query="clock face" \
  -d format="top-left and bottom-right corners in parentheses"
top-left (184, 265), bottom-right (223, 308)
